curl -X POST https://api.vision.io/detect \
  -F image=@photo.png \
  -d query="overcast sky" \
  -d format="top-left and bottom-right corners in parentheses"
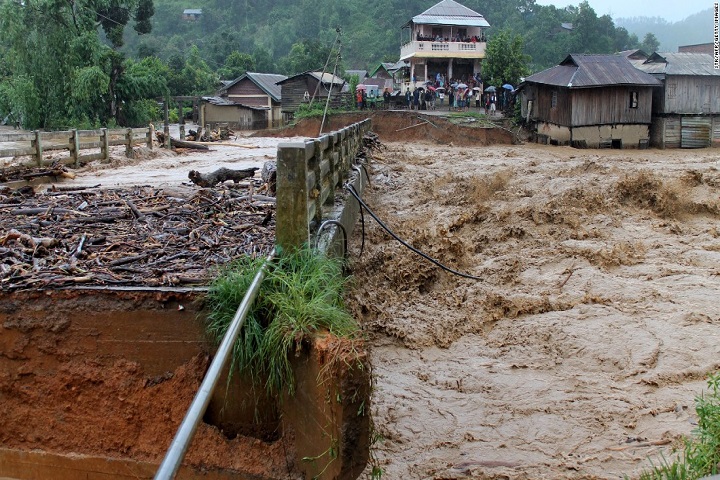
top-left (533, 0), bottom-right (713, 22)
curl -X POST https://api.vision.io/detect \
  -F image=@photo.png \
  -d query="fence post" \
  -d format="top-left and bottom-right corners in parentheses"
top-left (125, 128), bottom-right (134, 158)
top-left (147, 124), bottom-right (154, 149)
top-left (71, 130), bottom-right (80, 167)
top-left (276, 141), bottom-right (312, 251)
top-left (163, 101), bottom-right (171, 150)
top-left (101, 128), bottom-right (109, 161)
top-left (33, 131), bottom-right (43, 166)
top-left (329, 131), bottom-right (339, 196)
top-left (312, 139), bottom-right (323, 218)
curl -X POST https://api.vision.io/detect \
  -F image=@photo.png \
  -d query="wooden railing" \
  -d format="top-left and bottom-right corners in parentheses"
top-left (275, 119), bottom-right (371, 250)
top-left (0, 126), bottom-right (154, 167)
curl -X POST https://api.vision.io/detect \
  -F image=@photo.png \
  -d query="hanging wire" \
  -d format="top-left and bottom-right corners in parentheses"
top-left (310, 28), bottom-right (342, 105)
top-left (319, 28), bottom-right (342, 136)
top-left (345, 184), bottom-right (482, 281)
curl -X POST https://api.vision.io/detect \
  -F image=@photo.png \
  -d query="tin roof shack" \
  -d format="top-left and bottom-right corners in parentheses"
top-left (182, 8), bottom-right (202, 20)
top-left (219, 72), bottom-right (287, 129)
top-left (277, 71), bottom-right (346, 120)
top-left (631, 52), bottom-right (720, 148)
top-left (520, 54), bottom-right (662, 149)
top-left (400, 0), bottom-right (490, 91)
top-left (199, 96), bottom-right (267, 130)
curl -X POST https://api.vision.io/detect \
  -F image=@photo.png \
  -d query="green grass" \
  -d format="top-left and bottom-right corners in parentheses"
top-left (204, 248), bottom-right (359, 398)
top-left (634, 372), bottom-right (720, 480)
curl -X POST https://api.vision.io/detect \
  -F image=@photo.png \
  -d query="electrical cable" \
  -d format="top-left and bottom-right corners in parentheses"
top-left (316, 219), bottom-right (348, 258)
top-left (319, 29), bottom-right (342, 135)
top-left (345, 183), bottom-right (482, 281)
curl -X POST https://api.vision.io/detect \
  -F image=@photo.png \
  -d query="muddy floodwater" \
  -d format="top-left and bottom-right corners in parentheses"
top-left (344, 141), bottom-right (720, 479)
top-left (3, 118), bottom-right (720, 479)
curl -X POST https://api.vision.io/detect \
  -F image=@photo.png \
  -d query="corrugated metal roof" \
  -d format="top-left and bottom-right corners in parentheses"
top-left (277, 71), bottom-right (346, 86)
top-left (308, 71), bottom-right (346, 85)
top-left (387, 60), bottom-right (410, 72)
top-left (245, 72), bottom-right (287, 101)
top-left (346, 70), bottom-right (368, 80)
top-left (410, 0), bottom-right (490, 27)
top-left (219, 72), bottom-right (287, 102)
top-left (634, 52), bottom-right (720, 77)
top-left (524, 54), bottom-right (662, 88)
top-left (201, 97), bottom-right (268, 110)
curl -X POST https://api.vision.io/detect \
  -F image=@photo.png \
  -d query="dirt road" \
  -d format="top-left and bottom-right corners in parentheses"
top-left (345, 141), bottom-right (720, 479)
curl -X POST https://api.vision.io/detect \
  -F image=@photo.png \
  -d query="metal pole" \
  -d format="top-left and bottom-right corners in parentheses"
top-left (154, 248), bottom-right (276, 480)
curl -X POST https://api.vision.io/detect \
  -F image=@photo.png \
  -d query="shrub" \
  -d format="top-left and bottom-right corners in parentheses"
top-left (204, 248), bottom-right (359, 398)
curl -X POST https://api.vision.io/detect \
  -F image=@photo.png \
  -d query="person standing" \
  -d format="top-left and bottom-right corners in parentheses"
top-left (383, 88), bottom-right (391, 110)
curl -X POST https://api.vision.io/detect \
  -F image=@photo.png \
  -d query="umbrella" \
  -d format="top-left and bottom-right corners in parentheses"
top-left (436, 87), bottom-right (446, 92)
top-left (427, 85), bottom-right (437, 91)
top-left (356, 84), bottom-right (367, 91)
top-left (472, 86), bottom-right (481, 91)
top-left (450, 83), bottom-right (458, 88)
top-left (502, 84), bottom-right (514, 90)
top-left (484, 86), bottom-right (496, 92)
top-left (457, 83), bottom-right (468, 89)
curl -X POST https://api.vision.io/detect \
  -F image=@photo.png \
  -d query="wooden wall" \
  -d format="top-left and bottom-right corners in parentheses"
top-left (525, 84), bottom-right (653, 127)
top-left (226, 79), bottom-right (273, 108)
top-left (525, 85), bottom-right (572, 126)
top-left (201, 104), bottom-right (266, 129)
top-left (570, 86), bottom-right (653, 126)
top-left (662, 75), bottom-right (720, 114)
top-left (280, 77), bottom-right (345, 114)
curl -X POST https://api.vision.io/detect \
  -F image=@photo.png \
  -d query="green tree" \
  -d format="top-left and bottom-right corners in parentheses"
top-left (253, 46), bottom-right (276, 73)
top-left (167, 45), bottom-right (217, 95)
top-left (278, 39), bottom-right (337, 76)
top-left (0, 0), bottom-right (156, 129)
top-left (483, 28), bottom-right (530, 87)
top-left (640, 32), bottom-right (660, 53)
top-left (218, 51), bottom-right (255, 80)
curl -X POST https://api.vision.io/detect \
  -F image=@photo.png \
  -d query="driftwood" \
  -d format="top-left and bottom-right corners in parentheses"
top-left (261, 161), bottom-right (277, 195)
top-left (155, 132), bottom-right (209, 150)
top-left (188, 167), bottom-right (259, 188)
top-left (170, 138), bottom-right (209, 150)
top-left (0, 186), bottom-right (276, 291)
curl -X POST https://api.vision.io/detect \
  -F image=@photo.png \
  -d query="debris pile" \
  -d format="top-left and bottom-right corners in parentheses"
top-left (187, 125), bottom-right (235, 142)
top-left (0, 185), bottom-right (275, 291)
top-left (357, 131), bottom-right (384, 163)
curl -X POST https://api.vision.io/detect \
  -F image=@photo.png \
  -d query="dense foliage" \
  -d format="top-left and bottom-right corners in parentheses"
top-left (205, 248), bottom-right (359, 397)
top-left (0, 0), bottom-right (689, 129)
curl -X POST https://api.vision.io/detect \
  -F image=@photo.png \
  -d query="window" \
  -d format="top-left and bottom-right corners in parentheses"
top-left (629, 91), bottom-right (638, 108)
top-left (667, 82), bottom-right (676, 99)
top-left (551, 91), bottom-right (557, 108)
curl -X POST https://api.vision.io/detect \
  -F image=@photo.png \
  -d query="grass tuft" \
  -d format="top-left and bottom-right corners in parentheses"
top-left (634, 372), bottom-right (720, 480)
top-left (205, 248), bottom-right (358, 398)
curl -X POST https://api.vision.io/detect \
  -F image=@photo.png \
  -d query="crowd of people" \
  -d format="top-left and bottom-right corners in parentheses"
top-left (415, 32), bottom-right (487, 43)
top-left (354, 70), bottom-right (513, 115)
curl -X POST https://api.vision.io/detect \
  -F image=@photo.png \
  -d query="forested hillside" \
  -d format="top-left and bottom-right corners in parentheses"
top-left (125, 0), bottom-right (653, 73)
top-left (0, 0), bottom-right (669, 129)
top-left (616, 8), bottom-right (714, 52)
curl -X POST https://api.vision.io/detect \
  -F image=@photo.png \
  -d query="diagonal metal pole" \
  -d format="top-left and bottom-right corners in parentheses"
top-left (154, 248), bottom-right (276, 480)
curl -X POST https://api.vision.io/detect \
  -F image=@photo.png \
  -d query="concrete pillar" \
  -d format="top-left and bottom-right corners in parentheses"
top-left (276, 141), bottom-right (313, 251)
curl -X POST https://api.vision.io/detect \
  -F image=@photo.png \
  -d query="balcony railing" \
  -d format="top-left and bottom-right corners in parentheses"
top-left (401, 40), bottom-right (486, 58)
